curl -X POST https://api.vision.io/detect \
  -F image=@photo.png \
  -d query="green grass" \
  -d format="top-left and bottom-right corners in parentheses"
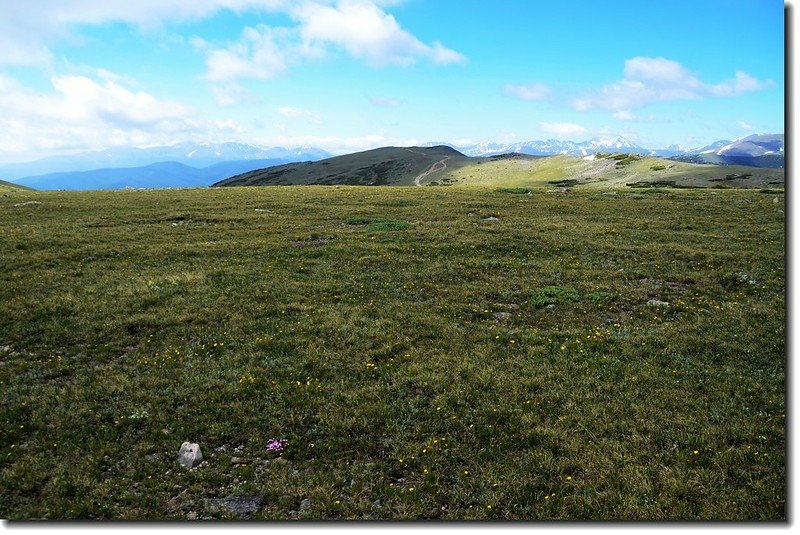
top-left (0, 179), bottom-right (34, 193)
top-left (0, 186), bottom-right (785, 520)
top-left (445, 154), bottom-right (783, 190)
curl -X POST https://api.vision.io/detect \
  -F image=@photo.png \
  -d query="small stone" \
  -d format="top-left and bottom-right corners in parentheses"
top-left (546, 304), bottom-right (556, 309)
top-left (299, 498), bottom-right (311, 511)
top-left (178, 442), bottom-right (203, 468)
top-left (493, 312), bottom-right (511, 321)
top-left (231, 457), bottom-right (247, 465)
top-left (372, 499), bottom-right (382, 508)
top-left (186, 511), bottom-right (198, 520)
top-left (483, 216), bottom-right (500, 222)
top-left (207, 495), bottom-right (264, 518)
top-left (647, 299), bottom-right (669, 307)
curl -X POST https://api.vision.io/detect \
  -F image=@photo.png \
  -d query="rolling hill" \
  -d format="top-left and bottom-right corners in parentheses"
top-left (213, 145), bottom-right (528, 187)
top-left (445, 152), bottom-right (785, 189)
top-left (214, 146), bottom-right (783, 190)
top-left (0, 179), bottom-right (34, 193)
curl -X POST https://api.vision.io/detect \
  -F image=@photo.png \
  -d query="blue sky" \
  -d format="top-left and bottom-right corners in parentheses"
top-left (0, 0), bottom-right (785, 162)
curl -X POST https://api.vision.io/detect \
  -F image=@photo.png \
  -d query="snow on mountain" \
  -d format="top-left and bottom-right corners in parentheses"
top-left (454, 136), bottom-right (648, 157)
top-left (715, 134), bottom-right (784, 157)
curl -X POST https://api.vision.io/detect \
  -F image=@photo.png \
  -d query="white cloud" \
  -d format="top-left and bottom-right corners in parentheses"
top-left (503, 83), bottom-right (552, 101)
top-left (1, 1), bottom-right (464, 76)
top-left (0, 1), bottom-right (290, 66)
top-left (539, 122), bottom-right (587, 138)
top-left (210, 82), bottom-right (256, 107)
top-left (368, 96), bottom-right (404, 107)
top-left (275, 106), bottom-right (322, 123)
top-left (293, 1), bottom-right (465, 67)
top-left (613, 110), bottom-right (638, 121)
top-left (738, 120), bottom-right (755, 131)
top-left (203, 25), bottom-right (295, 81)
top-left (572, 57), bottom-right (773, 111)
top-left (0, 73), bottom-right (241, 161)
top-left (252, 132), bottom-right (420, 155)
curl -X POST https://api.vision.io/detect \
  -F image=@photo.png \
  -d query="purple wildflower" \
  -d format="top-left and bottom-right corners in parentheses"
top-left (266, 438), bottom-right (288, 453)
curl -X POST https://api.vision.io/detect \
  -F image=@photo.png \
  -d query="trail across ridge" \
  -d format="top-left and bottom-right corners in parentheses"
top-left (413, 156), bottom-right (450, 186)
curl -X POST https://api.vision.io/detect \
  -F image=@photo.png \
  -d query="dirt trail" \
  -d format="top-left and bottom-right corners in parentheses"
top-left (414, 156), bottom-right (450, 186)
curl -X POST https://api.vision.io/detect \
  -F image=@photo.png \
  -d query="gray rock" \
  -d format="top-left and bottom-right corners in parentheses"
top-left (737, 272), bottom-right (759, 285)
top-left (178, 442), bottom-right (203, 468)
top-left (493, 312), bottom-right (511, 321)
top-left (207, 495), bottom-right (264, 518)
top-left (483, 216), bottom-right (500, 222)
top-left (646, 299), bottom-right (670, 307)
top-left (186, 511), bottom-right (198, 520)
top-left (299, 498), bottom-right (311, 511)
top-left (231, 457), bottom-right (247, 465)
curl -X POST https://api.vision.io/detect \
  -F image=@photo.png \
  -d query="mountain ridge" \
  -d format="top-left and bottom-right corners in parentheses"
top-left (436, 134), bottom-right (783, 165)
top-left (214, 145), bottom-right (783, 190)
top-left (0, 143), bottom-right (332, 182)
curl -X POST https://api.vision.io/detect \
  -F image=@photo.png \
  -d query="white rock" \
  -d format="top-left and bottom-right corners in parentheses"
top-left (178, 442), bottom-right (203, 468)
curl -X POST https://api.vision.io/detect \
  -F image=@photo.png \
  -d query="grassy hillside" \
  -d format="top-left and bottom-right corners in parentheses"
top-left (216, 147), bottom-right (783, 190)
top-left (214, 146), bottom-right (533, 187)
top-left (0, 179), bottom-right (34, 193)
top-left (443, 153), bottom-right (784, 189)
top-left (0, 186), bottom-right (784, 520)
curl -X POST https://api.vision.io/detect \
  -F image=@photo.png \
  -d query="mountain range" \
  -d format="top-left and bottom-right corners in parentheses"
top-left (433, 133), bottom-right (784, 168)
top-left (0, 134), bottom-right (782, 190)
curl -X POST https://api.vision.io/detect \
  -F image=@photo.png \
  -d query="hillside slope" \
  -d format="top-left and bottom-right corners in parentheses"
top-left (444, 153), bottom-right (784, 189)
top-left (215, 146), bottom-right (783, 190)
top-left (0, 179), bottom-right (34, 193)
top-left (214, 145), bottom-right (508, 187)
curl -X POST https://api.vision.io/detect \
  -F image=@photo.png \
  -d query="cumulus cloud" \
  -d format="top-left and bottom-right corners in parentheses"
top-left (1, 1), bottom-right (464, 76)
top-left (572, 56), bottom-right (773, 111)
top-left (0, 73), bottom-right (240, 161)
top-left (196, 1), bottom-right (464, 83)
top-left (503, 83), bottom-right (552, 101)
top-left (539, 122), bottom-right (587, 138)
top-left (203, 25), bottom-right (293, 81)
top-left (293, 1), bottom-right (465, 67)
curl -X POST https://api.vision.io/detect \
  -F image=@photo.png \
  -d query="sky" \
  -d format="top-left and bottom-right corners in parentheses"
top-left (0, 0), bottom-right (786, 163)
